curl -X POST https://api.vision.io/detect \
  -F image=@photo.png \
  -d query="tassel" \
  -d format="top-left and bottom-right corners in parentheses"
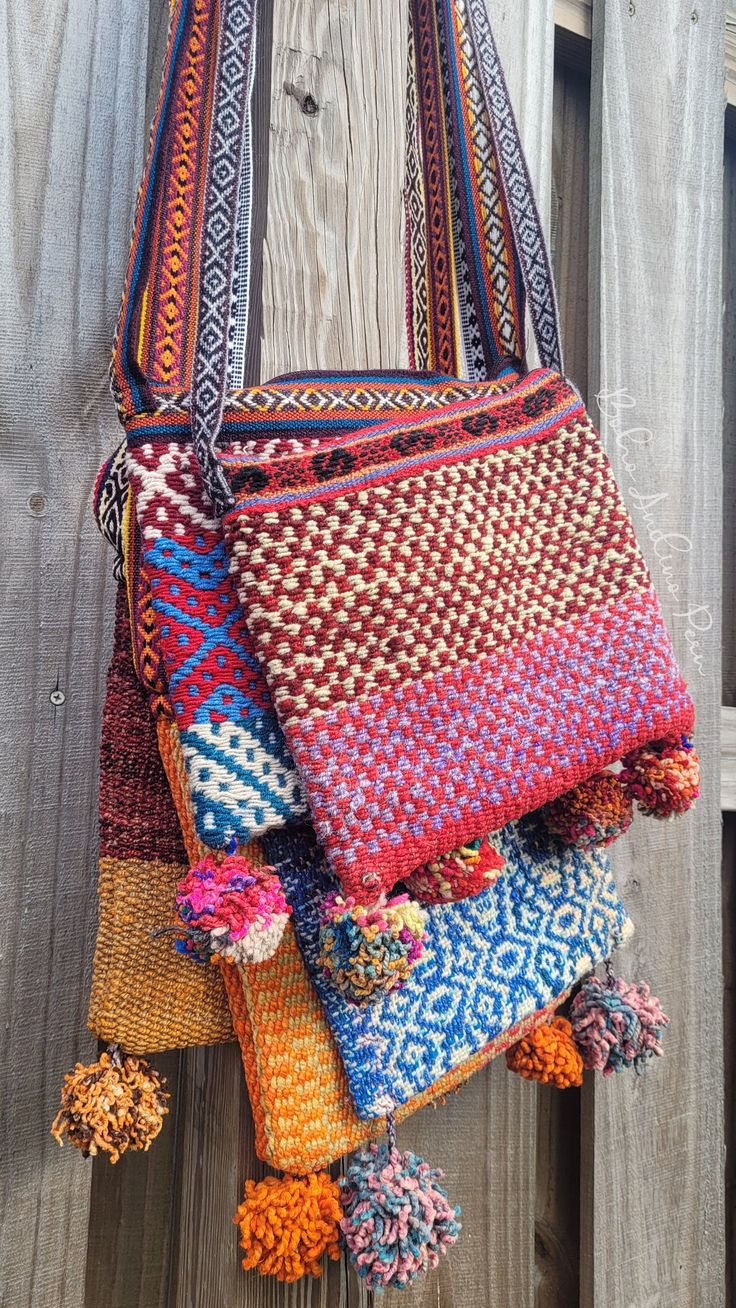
top-left (173, 839), bottom-right (290, 965)
top-left (339, 1113), bottom-right (461, 1291)
top-left (318, 891), bottom-right (427, 1005)
top-left (505, 1016), bottom-right (583, 1088)
top-left (234, 1172), bottom-right (342, 1282)
top-left (570, 964), bottom-right (669, 1076)
top-left (620, 735), bottom-right (700, 818)
top-left (541, 772), bottom-right (633, 848)
top-left (51, 1046), bottom-right (169, 1163)
top-left (405, 833), bottom-right (504, 903)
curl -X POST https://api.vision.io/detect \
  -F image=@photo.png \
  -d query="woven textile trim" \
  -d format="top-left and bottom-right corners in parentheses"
top-left (263, 823), bottom-right (631, 1120)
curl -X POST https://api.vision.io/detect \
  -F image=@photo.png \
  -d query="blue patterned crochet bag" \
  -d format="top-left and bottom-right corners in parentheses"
top-left (262, 821), bottom-right (631, 1119)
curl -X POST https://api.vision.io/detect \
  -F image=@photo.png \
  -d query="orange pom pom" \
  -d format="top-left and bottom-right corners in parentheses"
top-left (505, 1016), bottom-right (583, 1089)
top-left (51, 1048), bottom-right (169, 1163)
top-left (234, 1172), bottom-right (342, 1282)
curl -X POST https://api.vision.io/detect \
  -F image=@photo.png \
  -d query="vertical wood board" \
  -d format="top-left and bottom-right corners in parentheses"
top-left (584, 3), bottom-right (725, 1304)
top-left (0, 1), bottom-right (151, 1306)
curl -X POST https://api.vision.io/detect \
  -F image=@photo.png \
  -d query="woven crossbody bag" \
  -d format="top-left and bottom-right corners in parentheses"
top-left (94, 452), bottom-right (631, 1169)
top-left (191, 0), bottom-right (697, 900)
top-left (108, 0), bottom-right (595, 873)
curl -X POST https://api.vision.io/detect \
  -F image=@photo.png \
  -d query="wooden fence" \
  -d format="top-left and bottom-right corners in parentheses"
top-left (0, 2), bottom-right (731, 1305)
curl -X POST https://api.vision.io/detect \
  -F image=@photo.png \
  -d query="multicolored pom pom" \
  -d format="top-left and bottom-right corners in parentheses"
top-left (174, 844), bottom-right (290, 966)
top-left (541, 772), bottom-right (633, 849)
top-left (505, 1015), bottom-right (583, 1088)
top-left (620, 735), bottom-right (700, 818)
top-left (234, 1172), bottom-right (342, 1282)
top-left (318, 891), bottom-right (427, 1005)
top-left (51, 1047), bottom-right (169, 1163)
top-left (405, 834), bottom-right (504, 903)
top-left (570, 973), bottom-right (669, 1076)
top-left (339, 1137), bottom-right (461, 1291)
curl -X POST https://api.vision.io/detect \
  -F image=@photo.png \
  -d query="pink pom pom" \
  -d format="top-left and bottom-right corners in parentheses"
top-left (620, 735), bottom-right (700, 818)
top-left (570, 973), bottom-right (669, 1076)
top-left (339, 1135), bottom-right (460, 1291)
top-left (175, 847), bottom-right (290, 965)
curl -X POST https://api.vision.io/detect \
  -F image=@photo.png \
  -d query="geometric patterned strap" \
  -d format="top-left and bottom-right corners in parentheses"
top-left (190, 0), bottom-right (258, 515)
top-left (189, 0), bottom-right (563, 509)
top-left (462, 0), bottom-right (562, 372)
top-left (405, 0), bottom-right (562, 377)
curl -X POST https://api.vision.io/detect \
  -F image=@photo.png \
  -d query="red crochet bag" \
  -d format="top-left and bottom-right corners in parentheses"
top-left (212, 2), bottom-right (696, 898)
top-left (113, 0), bottom-right (698, 902)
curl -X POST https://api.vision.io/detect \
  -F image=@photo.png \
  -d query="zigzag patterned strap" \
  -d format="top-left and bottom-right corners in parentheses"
top-left (190, 0), bottom-right (258, 515)
top-left (190, 0), bottom-right (563, 509)
top-left (462, 0), bottom-right (563, 373)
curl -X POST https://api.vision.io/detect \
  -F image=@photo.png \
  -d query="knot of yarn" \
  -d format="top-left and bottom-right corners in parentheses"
top-left (405, 834), bottom-right (505, 903)
top-left (505, 1016), bottom-right (583, 1088)
top-left (339, 1142), bottom-right (461, 1291)
top-left (175, 849), bottom-right (290, 965)
top-left (541, 772), bottom-right (633, 848)
top-left (234, 1172), bottom-right (342, 1282)
top-left (318, 891), bottom-right (427, 1005)
top-left (570, 974), bottom-right (669, 1076)
top-left (51, 1048), bottom-right (169, 1163)
top-left (620, 735), bottom-right (700, 818)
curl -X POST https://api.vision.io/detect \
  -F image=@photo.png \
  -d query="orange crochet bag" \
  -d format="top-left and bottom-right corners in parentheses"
top-left (88, 586), bottom-right (232, 1053)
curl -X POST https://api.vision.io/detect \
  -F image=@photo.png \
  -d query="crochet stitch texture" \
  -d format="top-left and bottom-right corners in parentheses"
top-left (263, 820), bottom-right (631, 1119)
top-left (223, 372), bottom-right (694, 897)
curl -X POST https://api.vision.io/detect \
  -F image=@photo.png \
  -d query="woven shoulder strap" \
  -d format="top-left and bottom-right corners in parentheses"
top-left (111, 0), bottom-right (562, 513)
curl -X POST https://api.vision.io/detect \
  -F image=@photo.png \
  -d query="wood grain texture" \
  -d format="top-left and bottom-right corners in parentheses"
top-left (85, 1049), bottom-right (181, 1308)
top-left (491, 0), bottom-right (556, 374)
top-left (532, 66), bottom-right (592, 1308)
top-left (167, 4), bottom-right (559, 1307)
top-left (723, 708), bottom-right (736, 812)
top-left (724, 813), bottom-right (736, 1308)
top-left (0, 1), bottom-right (150, 1304)
top-left (583, 3), bottom-right (725, 1304)
top-left (169, 2), bottom-right (406, 1304)
top-left (377, 1061), bottom-right (539, 1308)
top-left (558, 0), bottom-right (736, 107)
top-left (259, 0), bottom-right (409, 378)
top-left (382, 8), bottom-right (557, 1305)
top-left (551, 58), bottom-right (590, 401)
top-left (723, 129), bottom-right (736, 706)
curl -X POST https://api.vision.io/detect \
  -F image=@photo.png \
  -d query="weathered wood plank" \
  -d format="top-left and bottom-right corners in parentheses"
top-left (532, 63), bottom-right (593, 1308)
top-left (723, 814), bottom-right (736, 1308)
top-left (384, 7), bottom-right (557, 1306)
top-left (557, 2), bottom-right (736, 108)
top-left (385, 1062), bottom-right (539, 1308)
top-left (0, 1), bottom-right (151, 1304)
top-left (583, 3), bottom-right (725, 1305)
top-left (723, 708), bottom-right (736, 811)
top-left (259, 0), bottom-right (409, 379)
top-left (551, 57), bottom-right (591, 401)
top-left (169, 4), bottom-right (559, 1306)
top-left (491, 0), bottom-right (557, 376)
top-left (85, 1049), bottom-right (181, 1308)
top-left (723, 127), bottom-right (736, 706)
